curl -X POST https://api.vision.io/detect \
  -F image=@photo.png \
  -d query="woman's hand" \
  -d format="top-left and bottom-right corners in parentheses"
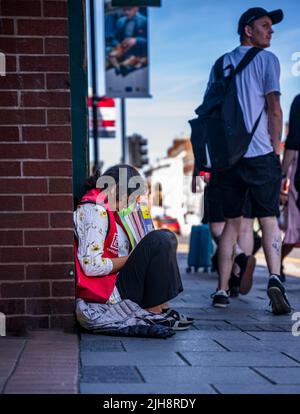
top-left (110, 255), bottom-right (130, 273)
top-left (280, 178), bottom-right (289, 206)
top-left (280, 191), bottom-right (288, 206)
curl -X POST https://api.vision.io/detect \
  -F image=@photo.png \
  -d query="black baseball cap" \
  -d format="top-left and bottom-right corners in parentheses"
top-left (238, 7), bottom-right (284, 35)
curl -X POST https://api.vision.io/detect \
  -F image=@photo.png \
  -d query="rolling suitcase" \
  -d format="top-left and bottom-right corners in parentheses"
top-left (187, 224), bottom-right (213, 273)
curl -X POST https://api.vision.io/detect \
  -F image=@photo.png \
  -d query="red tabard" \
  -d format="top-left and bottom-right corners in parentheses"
top-left (74, 188), bottom-right (121, 303)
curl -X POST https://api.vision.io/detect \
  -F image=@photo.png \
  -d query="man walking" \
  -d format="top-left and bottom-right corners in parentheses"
top-left (208, 8), bottom-right (291, 314)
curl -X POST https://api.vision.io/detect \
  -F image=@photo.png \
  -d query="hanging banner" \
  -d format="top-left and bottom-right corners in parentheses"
top-left (104, 0), bottom-right (150, 98)
top-left (88, 97), bottom-right (116, 139)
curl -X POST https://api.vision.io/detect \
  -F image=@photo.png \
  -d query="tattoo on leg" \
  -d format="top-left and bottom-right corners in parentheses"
top-left (272, 236), bottom-right (282, 256)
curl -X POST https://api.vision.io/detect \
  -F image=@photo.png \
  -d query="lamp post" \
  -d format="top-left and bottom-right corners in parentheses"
top-left (89, 0), bottom-right (100, 172)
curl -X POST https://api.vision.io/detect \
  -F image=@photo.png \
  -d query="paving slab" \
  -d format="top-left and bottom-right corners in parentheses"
top-left (80, 338), bottom-right (125, 352)
top-left (0, 338), bottom-right (26, 394)
top-left (81, 366), bottom-right (143, 383)
top-left (80, 383), bottom-right (216, 394)
top-left (1, 331), bottom-right (79, 394)
top-left (193, 320), bottom-right (241, 331)
top-left (81, 334), bottom-right (126, 342)
top-left (211, 337), bottom-right (300, 352)
top-left (0, 339), bottom-right (26, 349)
top-left (213, 384), bottom-right (300, 394)
top-left (249, 315), bottom-right (293, 323)
top-left (81, 351), bottom-right (187, 366)
top-left (138, 366), bottom-right (269, 385)
top-left (120, 330), bottom-right (255, 342)
top-left (259, 341), bottom-right (300, 354)
top-left (122, 339), bottom-right (226, 353)
top-left (282, 350), bottom-right (300, 363)
top-left (246, 331), bottom-right (300, 341)
top-left (206, 339), bottom-right (275, 352)
top-left (254, 367), bottom-right (300, 385)
top-left (181, 351), bottom-right (300, 367)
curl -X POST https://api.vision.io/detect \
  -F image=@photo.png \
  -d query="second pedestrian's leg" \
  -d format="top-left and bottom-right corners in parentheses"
top-left (259, 216), bottom-right (281, 275)
top-left (212, 217), bottom-right (242, 307)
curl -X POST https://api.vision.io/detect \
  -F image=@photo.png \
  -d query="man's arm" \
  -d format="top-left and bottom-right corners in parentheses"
top-left (281, 149), bottom-right (296, 177)
top-left (266, 92), bottom-right (283, 155)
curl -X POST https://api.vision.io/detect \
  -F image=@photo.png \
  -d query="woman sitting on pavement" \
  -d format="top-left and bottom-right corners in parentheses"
top-left (74, 164), bottom-right (194, 331)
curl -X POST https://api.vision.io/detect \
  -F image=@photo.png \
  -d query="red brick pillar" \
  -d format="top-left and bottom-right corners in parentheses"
top-left (0, 0), bottom-right (76, 332)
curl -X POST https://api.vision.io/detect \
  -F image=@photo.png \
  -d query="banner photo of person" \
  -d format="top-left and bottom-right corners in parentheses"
top-left (104, 0), bottom-right (150, 98)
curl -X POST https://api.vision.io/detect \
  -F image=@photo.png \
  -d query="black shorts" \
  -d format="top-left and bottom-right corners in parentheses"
top-left (202, 175), bottom-right (256, 224)
top-left (215, 151), bottom-right (281, 219)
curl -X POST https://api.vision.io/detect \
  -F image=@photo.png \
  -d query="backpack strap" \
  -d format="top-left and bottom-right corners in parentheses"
top-left (214, 54), bottom-right (226, 79)
top-left (235, 47), bottom-right (264, 137)
top-left (234, 47), bottom-right (262, 75)
top-left (250, 109), bottom-right (263, 138)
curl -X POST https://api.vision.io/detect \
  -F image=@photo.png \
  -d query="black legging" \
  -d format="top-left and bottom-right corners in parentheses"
top-left (116, 229), bottom-right (183, 308)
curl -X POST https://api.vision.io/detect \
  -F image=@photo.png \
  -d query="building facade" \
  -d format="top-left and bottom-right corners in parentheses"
top-left (148, 138), bottom-right (203, 230)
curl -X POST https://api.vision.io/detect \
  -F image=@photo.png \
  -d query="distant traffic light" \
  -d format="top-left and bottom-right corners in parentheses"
top-left (128, 134), bottom-right (149, 168)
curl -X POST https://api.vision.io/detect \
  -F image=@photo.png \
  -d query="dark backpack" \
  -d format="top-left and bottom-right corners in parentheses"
top-left (189, 47), bottom-right (263, 172)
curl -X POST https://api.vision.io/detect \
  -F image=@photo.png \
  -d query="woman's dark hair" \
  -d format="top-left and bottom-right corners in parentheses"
top-left (84, 167), bottom-right (102, 191)
top-left (84, 163), bottom-right (146, 200)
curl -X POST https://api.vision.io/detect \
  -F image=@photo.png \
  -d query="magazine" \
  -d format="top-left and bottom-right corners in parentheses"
top-left (118, 203), bottom-right (154, 248)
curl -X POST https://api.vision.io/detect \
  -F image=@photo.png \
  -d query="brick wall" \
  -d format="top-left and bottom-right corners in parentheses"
top-left (0, 0), bottom-right (76, 332)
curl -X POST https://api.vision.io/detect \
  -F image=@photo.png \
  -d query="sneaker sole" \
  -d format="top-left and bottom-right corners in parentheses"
top-left (165, 318), bottom-right (194, 327)
top-left (178, 321), bottom-right (194, 326)
top-left (159, 320), bottom-right (192, 331)
top-left (267, 286), bottom-right (291, 315)
top-left (239, 255), bottom-right (256, 295)
top-left (162, 310), bottom-right (195, 326)
top-left (171, 323), bottom-right (191, 331)
top-left (212, 302), bottom-right (229, 308)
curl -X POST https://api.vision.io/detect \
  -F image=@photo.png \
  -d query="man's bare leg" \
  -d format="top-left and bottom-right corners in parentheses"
top-left (218, 217), bottom-right (243, 291)
top-left (232, 218), bottom-right (254, 275)
top-left (281, 243), bottom-right (294, 272)
top-left (281, 243), bottom-right (294, 262)
top-left (280, 243), bottom-right (294, 282)
top-left (260, 216), bottom-right (291, 315)
top-left (238, 218), bottom-right (254, 255)
top-left (210, 222), bottom-right (225, 243)
top-left (259, 216), bottom-right (281, 275)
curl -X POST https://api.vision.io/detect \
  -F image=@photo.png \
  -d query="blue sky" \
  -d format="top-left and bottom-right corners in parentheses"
top-left (96, 0), bottom-right (300, 167)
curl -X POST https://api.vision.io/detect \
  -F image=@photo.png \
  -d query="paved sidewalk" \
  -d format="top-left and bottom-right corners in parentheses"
top-left (79, 253), bottom-right (300, 394)
top-left (0, 330), bottom-right (78, 394)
